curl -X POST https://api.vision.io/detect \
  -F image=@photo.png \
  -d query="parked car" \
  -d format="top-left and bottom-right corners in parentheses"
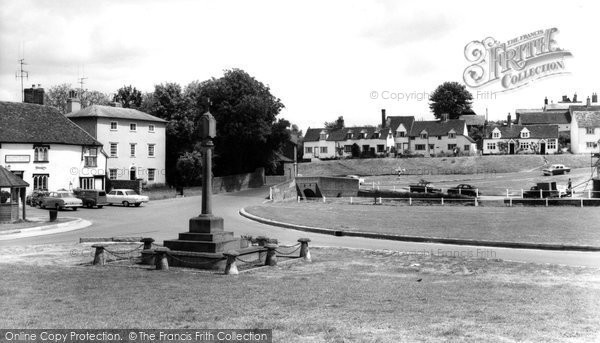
top-left (543, 164), bottom-right (571, 176)
top-left (447, 184), bottom-right (480, 197)
top-left (26, 190), bottom-right (49, 207)
top-left (41, 191), bottom-right (83, 210)
top-left (409, 180), bottom-right (441, 193)
top-left (106, 189), bottom-right (149, 207)
top-left (73, 189), bottom-right (108, 208)
top-left (346, 175), bottom-right (365, 185)
top-left (523, 182), bottom-right (560, 198)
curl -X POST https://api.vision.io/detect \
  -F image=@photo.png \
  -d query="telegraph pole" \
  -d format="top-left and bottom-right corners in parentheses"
top-left (15, 59), bottom-right (28, 102)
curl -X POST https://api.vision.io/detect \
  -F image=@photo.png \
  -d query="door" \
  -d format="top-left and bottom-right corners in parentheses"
top-left (130, 167), bottom-right (136, 180)
top-left (509, 143), bottom-right (515, 154)
top-left (540, 143), bottom-right (546, 155)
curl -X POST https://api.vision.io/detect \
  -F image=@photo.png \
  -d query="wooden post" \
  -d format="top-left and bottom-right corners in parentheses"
top-left (441, 197), bottom-right (444, 205)
top-left (521, 189), bottom-right (524, 198)
top-left (350, 197), bottom-right (353, 204)
top-left (92, 244), bottom-right (106, 266)
top-left (545, 198), bottom-right (548, 207)
top-left (581, 198), bottom-right (584, 208)
top-left (140, 237), bottom-right (155, 250)
top-left (509, 198), bottom-right (513, 207)
top-left (475, 198), bottom-right (478, 207)
top-left (154, 247), bottom-right (169, 270)
top-left (265, 244), bottom-right (278, 266)
top-left (223, 251), bottom-right (239, 275)
top-left (506, 189), bottom-right (509, 198)
top-left (409, 197), bottom-right (412, 206)
top-left (298, 238), bottom-right (311, 262)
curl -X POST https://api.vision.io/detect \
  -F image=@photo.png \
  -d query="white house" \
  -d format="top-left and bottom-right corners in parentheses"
top-left (66, 100), bottom-right (167, 185)
top-left (0, 101), bottom-right (107, 193)
top-left (408, 119), bottom-right (476, 156)
top-left (386, 116), bottom-right (415, 154)
top-left (483, 124), bottom-right (559, 155)
top-left (302, 126), bottom-right (394, 160)
top-left (570, 110), bottom-right (600, 154)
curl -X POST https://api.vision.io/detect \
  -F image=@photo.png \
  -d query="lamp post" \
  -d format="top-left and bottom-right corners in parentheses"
top-left (200, 99), bottom-right (217, 216)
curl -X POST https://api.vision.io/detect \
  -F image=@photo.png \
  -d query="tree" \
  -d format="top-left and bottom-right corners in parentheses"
top-left (429, 82), bottom-right (473, 120)
top-left (324, 116), bottom-right (345, 130)
top-left (44, 83), bottom-right (72, 114)
top-left (114, 85), bottom-right (142, 108)
top-left (175, 151), bottom-right (203, 186)
top-left (80, 90), bottom-right (111, 108)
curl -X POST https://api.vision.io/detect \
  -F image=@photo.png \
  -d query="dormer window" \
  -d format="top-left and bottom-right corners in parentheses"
top-left (360, 130), bottom-right (367, 139)
top-left (492, 129), bottom-right (501, 139)
top-left (520, 128), bottom-right (530, 139)
top-left (397, 130), bottom-right (405, 137)
top-left (448, 131), bottom-right (456, 139)
top-left (319, 130), bottom-right (327, 140)
top-left (420, 131), bottom-right (428, 139)
top-left (346, 131), bottom-right (353, 139)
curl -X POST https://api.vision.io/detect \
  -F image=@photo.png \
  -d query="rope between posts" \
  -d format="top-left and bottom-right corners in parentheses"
top-left (275, 245), bottom-right (301, 255)
top-left (103, 244), bottom-right (144, 257)
top-left (235, 255), bottom-right (259, 264)
top-left (164, 252), bottom-right (217, 266)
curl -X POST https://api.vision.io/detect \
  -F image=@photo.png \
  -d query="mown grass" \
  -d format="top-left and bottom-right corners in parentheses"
top-left (0, 247), bottom-right (598, 342)
top-left (246, 203), bottom-right (600, 246)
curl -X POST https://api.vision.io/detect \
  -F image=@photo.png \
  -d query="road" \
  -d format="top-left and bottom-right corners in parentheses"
top-left (2, 187), bottom-right (600, 267)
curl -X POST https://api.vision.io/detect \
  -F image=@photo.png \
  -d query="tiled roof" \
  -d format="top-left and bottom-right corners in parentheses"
top-left (487, 124), bottom-right (558, 139)
top-left (409, 120), bottom-right (466, 137)
top-left (518, 111), bottom-right (570, 125)
top-left (515, 108), bottom-right (543, 114)
top-left (387, 116), bottom-right (415, 132)
top-left (572, 111), bottom-right (600, 128)
top-left (458, 115), bottom-right (485, 126)
top-left (0, 166), bottom-right (29, 187)
top-left (66, 105), bottom-right (167, 123)
top-left (544, 103), bottom-right (575, 111)
top-left (0, 101), bottom-right (102, 146)
top-left (303, 127), bottom-right (390, 142)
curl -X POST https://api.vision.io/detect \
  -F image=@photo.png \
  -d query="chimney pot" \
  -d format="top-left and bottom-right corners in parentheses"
top-left (587, 96), bottom-right (591, 107)
top-left (593, 93), bottom-right (598, 103)
top-left (544, 96), bottom-right (548, 105)
top-left (381, 109), bottom-right (386, 128)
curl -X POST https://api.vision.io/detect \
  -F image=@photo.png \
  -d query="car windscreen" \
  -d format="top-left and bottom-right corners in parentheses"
top-left (58, 193), bottom-right (75, 198)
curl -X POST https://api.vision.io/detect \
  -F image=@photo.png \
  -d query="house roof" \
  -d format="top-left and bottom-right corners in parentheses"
top-left (544, 103), bottom-right (575, 111)
top-left (458, 115), bottom-right (485, 126)
top-left (303, 127), bottom-right (391, 142)
top-left (387, 116), bottom-right (415, 132)
top-left (518, 111), bottom-right (570, 125)
top-left (487, 124), bottom-right (558, 139)
top-left (572, 111), bottom-right (600, 128)
top-left (66, 105), bottom-right (167, 123)
top-left (409, 120), bottom-right (466, 137)
top-left (0, 101), bottom-right (102, 146)
top-left (0, 166), bottom-right (29, 188)
top-left (515, 108), bottom-right (543, 114)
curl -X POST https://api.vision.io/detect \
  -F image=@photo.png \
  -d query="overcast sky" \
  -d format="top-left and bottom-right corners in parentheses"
top-left (1, 0), bottom-right (598, 132)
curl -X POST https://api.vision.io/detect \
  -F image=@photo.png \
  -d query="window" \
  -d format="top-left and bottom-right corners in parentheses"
top-left (429, 144), bottom-right (435, 151)
top-left (148, 144), bottom-right (155, 157)
top-left (346, 133), bottom-right (353, 139)
top-left (110, 121), bottom-right (118, 130)
top-left (130, 123), bottom-right (137, 131)
top-left (437, 136), bottom-right (442, 140)
top-left (521, 130), bottom-right (530, 138)
top-left (448, 144), bottom-right (457, 150)
top-left (148, 124), bottom-right (155, 132)
top-left (344, 145), bottom-right (352, 153)
top-left (492, 131), bottom-right (501, 139)
top-left (109, 169), bottom-right (118, 180)
top-left (110, 143), bottom-right (118, 157)
top-left (410, 137), bottom-right (415, 141)
top-left (319, 133), bottom-right (327, 140)
top-left (397, 131), bottom-right (405, 137)
top-left (520, 141), bottom-right (529, 150)
top-left (33, 174), bottom-right (48, 191)
top-left (464, 145), bottom-right (470, 151)
top-left (415, 144), bottom-right (426, 150)
top-left (320, 147), bottom-right (328, 154)
top-left (84, 148), bottom-right (97, 168)
top-left (448, 132), bottom-right (456, 139)
top-left (487, 142), bottom-right (496, 150)
top-left (420, 133), bottom-right (428, 139)
top-left (305, 147), bottom-right (313, 154)
top-left (148, 168), bottom-right (156, 182)
top-left (548, 139), bottom-right (556, 150)
top-left (33, 146), bottom-right (49, 162)
top-left (586, 127), bottom-right (595, 135)
top-left (586, 142), bottom-right (597, 148)
top-left (377, 145), bottom-right (385, 153)
top-left (80, 177), bottom-right (94, 190)
top-left (130, 144), bottom-right (136, 157)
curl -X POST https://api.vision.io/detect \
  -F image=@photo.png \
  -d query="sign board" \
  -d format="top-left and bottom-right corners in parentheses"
top-left (5, 155), bottom-right (30, 163)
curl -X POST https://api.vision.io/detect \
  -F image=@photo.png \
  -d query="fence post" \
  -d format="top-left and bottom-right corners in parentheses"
top-left (298, 238), bottom-right (311, 262)
top-left (223, 251), bottom-right (239, 275)
top-left (393, 185), bottom-right (396, 191)
top-left (509, 198), bottom-right (513, 207)
top-left (540, 189), bottom-right (543, 198)
top-left (297, 196), bottom-right (300, 203)
top-left (350, 197), bottom-right (353, 204)
top-left (589, 190), bottom-right (592, 199)
top-left (378, 197), bottom-right (382, 205)
top-left (506, 189), bottom-right (509, 198)
top-left (571, 189), bottom-right (574, 197)
top-left (409, 197), bottom-right (412, 206)
top-left (476, 189), bottom-right (478, 198)
top-left (140, 237), bottom-right (155, 251)
top-left (545, 198), bottom-right (548, 207)
top-left (269, 187), bottom-right (273, 200)
top-left (265, 244), bottom-right (278, 266)
top-left (441, 197), bottom-right (444, 205)
top-left (521, 189), bottom-right (523, 198)
top-left (475, 198), bottom-right (478, 207)
top-left (581, 198), bottom-right (584, 208)
top-left (92, 244), bottom-right (106, 266)
top-left (154, 247), bottom-right (170, 271)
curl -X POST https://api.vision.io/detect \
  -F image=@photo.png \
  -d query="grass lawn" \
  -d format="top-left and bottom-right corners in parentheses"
top-left (0, 245), bottom-right (598, 342)
top-left (246, 203), bottom-right (600, 247)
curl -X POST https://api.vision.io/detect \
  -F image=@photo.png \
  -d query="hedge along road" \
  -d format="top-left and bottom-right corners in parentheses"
top-left (1, 187), bottom-right (599, 268)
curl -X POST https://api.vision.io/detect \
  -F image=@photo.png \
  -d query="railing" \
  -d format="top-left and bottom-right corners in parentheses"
top-left (296, 196), bottom-right (480, 206)
top-left (505, 188), bottom-right (600, 199)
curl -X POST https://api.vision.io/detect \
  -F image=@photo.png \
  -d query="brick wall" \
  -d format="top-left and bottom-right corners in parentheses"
top-left (212, 168), bottom-right (265, 193)
top-left (270, 179), bottom-right (297, 202)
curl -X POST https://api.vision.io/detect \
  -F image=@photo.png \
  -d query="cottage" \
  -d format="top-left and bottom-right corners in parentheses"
top-left (386, 115), bottom-right (415, 154)
top-left (483, 124), bottom-right (559, 155)
top-left (408, 119), bottom-right (476, 156)
top-left (570, 109), bottom-right (600, 154)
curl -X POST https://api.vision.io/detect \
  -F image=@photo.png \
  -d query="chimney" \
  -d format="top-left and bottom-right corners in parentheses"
top-left (573, 93), bottom-right (578, 103)
top-left (507, 112), bottom-right (512, 127)
top-left (587, 96), bottom-right (591, 107)
top-left (23, 84), bottom-right (44, 105)
top-left (593, 93), bottom-right (598, 103)
top-left (66, 90), bottom-right (81, 113)
top-left (544, 96), bottom-right (548, 105)
top-left (562, 95), bottom-right (569, 102)
top-left (381, 109), bottom-right (386, 128)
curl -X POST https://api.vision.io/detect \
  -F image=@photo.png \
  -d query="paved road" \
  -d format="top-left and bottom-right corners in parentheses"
top-left (2, 187), bottom-right (600, 267)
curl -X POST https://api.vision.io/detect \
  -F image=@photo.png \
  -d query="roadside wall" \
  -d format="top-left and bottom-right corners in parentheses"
top-left (270, 179), bottom-right (297, 202)
top-left (296, 176), bottom-right (359, 198)
top-left (212, 168), bottom-right (265, 194)
top-left (107, 179), bottom-right (143, 194)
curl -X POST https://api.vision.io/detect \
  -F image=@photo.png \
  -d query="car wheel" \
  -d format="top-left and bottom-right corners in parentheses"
top-left (73, 207), bottom-right (78, 211)
top-left (86, 202), bottom-right (93, 208)
top-left (97, 205), bottom-right (103, 209)
top-left (135, 203), bottom-right (141, 207)
top-left (123, 201), bottom-right (129, 207)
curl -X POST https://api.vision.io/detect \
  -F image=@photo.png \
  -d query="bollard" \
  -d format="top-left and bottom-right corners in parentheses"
top-left (49, 209), bottom-right (58, 222)
top-left (441, 197), bottom-right (444, 206)
top-left (140, 237), bottom-right (155, 250)
top-left (92, 244), bottom-right (106, 266)
top-left (256, 236), bottom-right (268, 262)
top-left (223, 250), bottom-right (239, 275)
top-left (409, 197), bottom-right (412, 206)
top-left (265, 243), bottom-right (278, 266)
top-left (298, 238), bottom-right (311, 262)
top-left (154, 247), bottom-right (170, 270)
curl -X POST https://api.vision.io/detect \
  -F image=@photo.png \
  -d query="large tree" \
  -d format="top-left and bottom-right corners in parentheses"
top-left (324, 116), bottom-right (344, 130)
top-left (114, 85), bottom-right (142, 108)
top-left (429, 82), bottom-right (473, 120)
top-left (80, 90), bottom-right (111, 108)
top-left (44, 83), bottom-right (111, 114)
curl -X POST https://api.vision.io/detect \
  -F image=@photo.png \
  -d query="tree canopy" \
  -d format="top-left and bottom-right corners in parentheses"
top-left (324, 116), bottom-right (345, 130)
top-left (44, 83), bottom-right (111, 114)
top-left (429, 82), bottom-right (473, 120)
top-left (114, 85), bottom-right (142, 108)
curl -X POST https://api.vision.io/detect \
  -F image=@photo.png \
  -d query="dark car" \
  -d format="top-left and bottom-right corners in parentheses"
top-left (523, 182), bottom-right (560, 198)
top-left (73, 189), bottom-right (108, 208)
top-left (409, 180), bottom-right (441, 193)
top-left (26, 190), bottom-right (49, 207)
top-left (447, 184), bottom-right (480, 197)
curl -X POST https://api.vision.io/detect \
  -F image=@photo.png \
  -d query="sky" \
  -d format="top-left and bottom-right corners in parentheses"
top-left (1, 0), bottom-right (599, 132)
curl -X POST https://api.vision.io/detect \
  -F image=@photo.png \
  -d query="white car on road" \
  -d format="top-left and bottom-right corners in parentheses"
top-left (106, 189), bottom-right (149, 207)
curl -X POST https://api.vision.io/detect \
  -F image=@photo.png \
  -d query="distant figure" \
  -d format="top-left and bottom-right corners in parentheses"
top-left (543, 156), bottom-right (548, 166)
top-left (567, 178), bottom-right (572, 191)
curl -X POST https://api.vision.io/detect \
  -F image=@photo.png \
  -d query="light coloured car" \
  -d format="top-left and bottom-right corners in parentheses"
top-left (346, 175), bottom-right (365, 185)
top-left (106, 189), bottom-right (149, 207)
top-left (41, 191), bottom-right (83, 210)
top-left (543, 164), bottom-right (571, 176)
